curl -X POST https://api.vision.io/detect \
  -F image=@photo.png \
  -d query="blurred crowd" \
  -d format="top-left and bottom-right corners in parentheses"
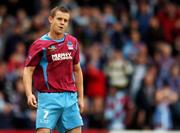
top-left (0, 0), bottom-right (179, 131)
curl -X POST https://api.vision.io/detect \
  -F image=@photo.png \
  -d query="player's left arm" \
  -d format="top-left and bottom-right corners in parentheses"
top-left (74, 62), bottom-right (84, 113)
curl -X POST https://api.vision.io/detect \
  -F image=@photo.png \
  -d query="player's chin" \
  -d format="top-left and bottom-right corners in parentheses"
top-left (56, 30), bottom-right (64, 34)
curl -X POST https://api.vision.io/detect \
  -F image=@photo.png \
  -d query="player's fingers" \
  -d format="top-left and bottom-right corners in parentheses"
top-left (29, 102), bottom-right (37, 109)
top-left (32, 97), bottom-right (37, 108)
top-left (32, 97), bottom-right (37, 105)
top-left (28, 98), bottom-right (37, 109)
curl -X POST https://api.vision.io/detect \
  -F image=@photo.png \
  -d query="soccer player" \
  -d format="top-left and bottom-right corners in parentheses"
top-left (23, 6), bottom-right (84, 133)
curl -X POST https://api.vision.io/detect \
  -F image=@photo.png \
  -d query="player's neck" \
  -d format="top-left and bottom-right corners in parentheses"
top-left (48, 31), bottom-right (64, 40)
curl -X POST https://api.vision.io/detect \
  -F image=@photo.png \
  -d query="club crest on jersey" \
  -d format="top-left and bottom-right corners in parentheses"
top-left (48, 45), bottom-right (56, 51)
top-left (67, 41), bottom-right (73, 50)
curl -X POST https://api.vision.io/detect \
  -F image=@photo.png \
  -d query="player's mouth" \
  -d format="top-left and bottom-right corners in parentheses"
top-left (58, 26), bottom-right (64, 30)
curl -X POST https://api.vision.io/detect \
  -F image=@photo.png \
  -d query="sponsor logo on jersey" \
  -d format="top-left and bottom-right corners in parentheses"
top-left (52, 52), bottom-right (72, 61)
top-left (48, 45), bottom-right (56, 51)
top-left (67, 41), bottom-right (73, 50)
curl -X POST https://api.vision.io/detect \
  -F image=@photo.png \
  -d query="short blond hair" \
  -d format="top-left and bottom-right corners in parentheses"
top-left (50, 6), bottom-right (70, 18)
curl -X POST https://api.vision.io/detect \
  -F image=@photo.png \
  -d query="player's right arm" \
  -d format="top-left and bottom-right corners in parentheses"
top-left (23, 66), bottom-right (37, 109)
top-left (23, 40), bottom-right (42, 109)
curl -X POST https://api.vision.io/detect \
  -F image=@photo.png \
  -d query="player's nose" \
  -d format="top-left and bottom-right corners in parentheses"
top-left (60, 20), bottom-right (65, 25)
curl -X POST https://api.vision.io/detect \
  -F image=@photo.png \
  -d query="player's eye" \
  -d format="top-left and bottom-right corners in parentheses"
top-left (57, 17), bottom-right (62, 21)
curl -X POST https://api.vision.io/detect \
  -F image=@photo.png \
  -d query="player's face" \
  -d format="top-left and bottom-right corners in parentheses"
top-left (49, 11), bottom-right (70, 35)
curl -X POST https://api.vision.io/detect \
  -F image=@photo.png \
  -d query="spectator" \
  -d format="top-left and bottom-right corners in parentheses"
top-left (157, 1), bottom-right (179, 43)
top-left (135, 66), bottom-right (157, 129)
top-left (153, 84), bottom-right (178, 130)
top-left (145, 16), bottom-right (164, 55)
top-left (134, 0), bottom-right (153, 38)
top-left (104, 87), bottom-right (134, 130)
top-left (129, 45), bottom-right (149, 100)
top-left (3, 24), bottom-right (23, 61)
top-left (122, 30), bottom-right (143, 61)
top-left (104, 50), bottom-right (133, 90)
top-left (84, 43), bottom-right (106, 129)
top-left (156, 43), bottom-right (174, 88)
top-left (11, 77), bottom-right (34, 129)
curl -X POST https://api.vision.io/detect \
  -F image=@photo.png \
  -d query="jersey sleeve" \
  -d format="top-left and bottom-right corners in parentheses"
top-left (25, 52), bottom-right (41, 66)
top-left (73, 41), bottom-right (80, 65)
top-left (25, 41), bottom-right (42, 67)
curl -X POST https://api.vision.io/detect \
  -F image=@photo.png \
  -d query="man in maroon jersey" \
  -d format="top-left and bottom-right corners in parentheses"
top-left (23, 6), bottom-right (84, 133)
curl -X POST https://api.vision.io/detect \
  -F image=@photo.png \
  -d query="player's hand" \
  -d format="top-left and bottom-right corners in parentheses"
top-left (27, 94), bottom-right (37, 109)
top-left (78, 97), bottom-right (84, 113)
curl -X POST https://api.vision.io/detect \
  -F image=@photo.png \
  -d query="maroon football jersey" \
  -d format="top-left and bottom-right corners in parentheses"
top-left (25, 33), bottom-right (80, 92)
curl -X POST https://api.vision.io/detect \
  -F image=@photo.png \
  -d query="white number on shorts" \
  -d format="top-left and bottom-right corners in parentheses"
top-left (43, 110), bottom-right (49, 119)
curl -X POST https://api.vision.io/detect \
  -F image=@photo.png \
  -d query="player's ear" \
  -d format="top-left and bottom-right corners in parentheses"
top-left (48, 16), bottom-right (53, 24)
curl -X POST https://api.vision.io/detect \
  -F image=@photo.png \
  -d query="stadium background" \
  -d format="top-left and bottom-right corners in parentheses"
top-left (0, 0), bottom-right (179, 132)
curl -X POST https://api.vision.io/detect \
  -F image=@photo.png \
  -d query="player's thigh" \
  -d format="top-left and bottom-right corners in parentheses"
top-left (63, 102), bottom-right (83, 129)
top-left (57, 102), bottom-right (83, 133)
top-left (66, 126), bottom-right (81, 133)
top-left (36, 128), bottom-right (50, 133)
top-left (36, 107), bottom-right (61, 130)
